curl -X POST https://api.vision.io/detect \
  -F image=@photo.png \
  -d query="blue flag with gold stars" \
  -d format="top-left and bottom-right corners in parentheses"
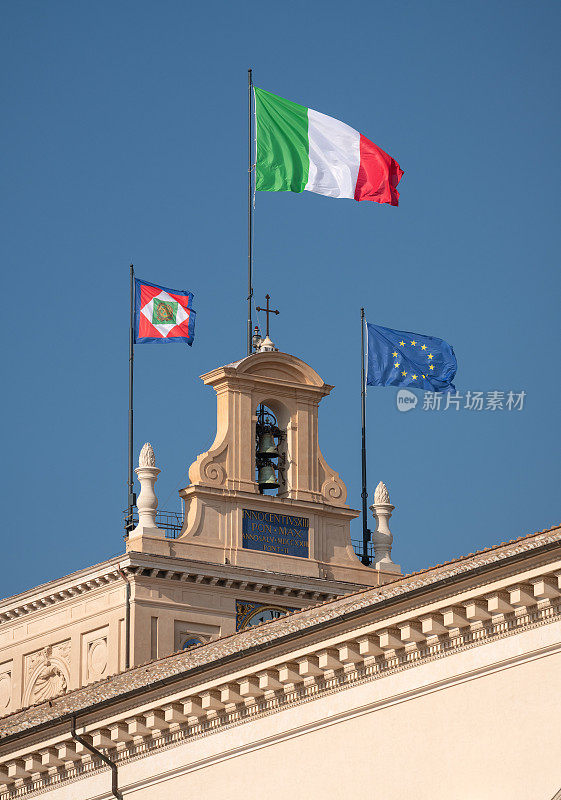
top-left (366, 322), bottom-right (457, 392)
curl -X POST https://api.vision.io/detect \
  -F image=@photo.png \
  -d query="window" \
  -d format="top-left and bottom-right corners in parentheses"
top-left (181, 636), bottom-right (204, 650)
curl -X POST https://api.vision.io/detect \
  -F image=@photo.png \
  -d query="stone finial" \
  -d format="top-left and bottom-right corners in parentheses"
top-left (139, 442), bottom-right (156, 467)
top-left (129, 442), bottom-right (165, 542)
top-left (374, 481), bottom-right (390, 505)
top-left (369, 481), bottom-right (400, 574)
top-left (258, 335), bottom-right (278, 352)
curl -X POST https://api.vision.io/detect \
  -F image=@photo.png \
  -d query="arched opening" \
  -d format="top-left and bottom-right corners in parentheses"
top-left (181, 637), bottom-right (203, 650)
top-left (255, 403), bottom-right (286, 495)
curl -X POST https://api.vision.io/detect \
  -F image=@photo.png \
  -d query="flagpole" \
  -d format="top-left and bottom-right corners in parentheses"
top-left (247, 67), bottom-right (254, 356)
top-left (126, 263), bottom-right (135, 536)
top-left (360, 307), bottom-right (370, 565)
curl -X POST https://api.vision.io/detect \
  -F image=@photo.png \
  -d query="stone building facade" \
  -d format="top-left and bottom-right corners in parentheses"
top-left (0, 349), bottom-right (559, 800)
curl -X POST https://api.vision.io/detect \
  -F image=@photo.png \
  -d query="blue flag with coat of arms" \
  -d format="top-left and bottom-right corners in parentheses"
top-left (366, 322), bottom-right (457, 393)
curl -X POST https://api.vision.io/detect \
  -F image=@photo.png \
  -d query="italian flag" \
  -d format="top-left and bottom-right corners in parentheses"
top-left (255, 87), bottom-right (403, 205)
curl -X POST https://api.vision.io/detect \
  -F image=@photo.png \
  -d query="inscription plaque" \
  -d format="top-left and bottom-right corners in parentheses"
top-left (242, 509), bottom-right (309, 558)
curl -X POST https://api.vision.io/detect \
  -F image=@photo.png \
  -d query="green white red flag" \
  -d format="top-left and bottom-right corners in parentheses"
top-left (254, 87), bottom-right (404, 205)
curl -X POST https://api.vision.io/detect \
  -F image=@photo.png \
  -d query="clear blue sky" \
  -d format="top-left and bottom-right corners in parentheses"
top-left (2, 0), bottom-right (559, 598)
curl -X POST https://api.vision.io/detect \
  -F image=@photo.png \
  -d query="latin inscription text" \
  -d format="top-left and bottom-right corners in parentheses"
top-left (242, 509), bottom-right (309, 558)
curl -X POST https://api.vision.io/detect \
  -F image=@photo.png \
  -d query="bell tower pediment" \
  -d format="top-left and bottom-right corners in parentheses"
top-left (128, 349), bottom-right (399, 586)
top-left (187, 351), bottom-right (341, 503)
top-left (232, 351), bottom-right (328, 389)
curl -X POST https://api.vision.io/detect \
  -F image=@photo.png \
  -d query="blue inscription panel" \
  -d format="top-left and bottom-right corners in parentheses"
top-left (242, 509), bottom-right (309, 558)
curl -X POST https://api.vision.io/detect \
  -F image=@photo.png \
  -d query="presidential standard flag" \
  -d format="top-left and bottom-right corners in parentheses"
top-left (366, 323), bottom-right (457, 393)
top-left (134, 279), bottom-right (196, 345)
top-left (255, 87), bottom-right (404, 205)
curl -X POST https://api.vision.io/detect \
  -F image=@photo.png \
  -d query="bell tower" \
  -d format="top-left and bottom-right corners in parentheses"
top-left (130, 347), bottom-right (400, 586)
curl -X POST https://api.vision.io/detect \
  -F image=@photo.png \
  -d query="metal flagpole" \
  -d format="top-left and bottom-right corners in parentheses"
top-left (126, 263), bottom-right (135, 536)
top-left (360, 307), bottom-right (370, 565)
top-left (247, 68), bottom-right (254, 356)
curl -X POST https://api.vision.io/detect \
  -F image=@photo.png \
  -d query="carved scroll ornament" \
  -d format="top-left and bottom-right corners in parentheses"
top-left (321, 476), bottom-right (346, 504)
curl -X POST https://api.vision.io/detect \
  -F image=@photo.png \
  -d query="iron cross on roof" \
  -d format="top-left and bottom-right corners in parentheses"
top-left (256, 294), bottom-right (279, 337)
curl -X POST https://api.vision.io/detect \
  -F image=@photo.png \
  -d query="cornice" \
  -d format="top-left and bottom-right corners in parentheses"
top-left (0, 550), bottom-right (359, 628)
top-left (0, 561), bottom-right (559, 798)
top-left (1, 524), bottom-right (558, 635)
top-left (0, 556), bottom-right (126, 625)
top-left (200, 351), bottom-right (330, 396)
top-left (125, 551), bottom-right (365, 596)
top-left (128, 552), bottom-right (294, 581)
top-left (176, 482), bottom-right (359, 518)
top-left (1, 537), bottom-right (559, 738)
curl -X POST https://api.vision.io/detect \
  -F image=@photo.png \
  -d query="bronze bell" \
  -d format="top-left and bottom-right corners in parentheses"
top-left (257, 432), bottom-right (279, 458)
top-left (257, 462), bottom-right (279, 489)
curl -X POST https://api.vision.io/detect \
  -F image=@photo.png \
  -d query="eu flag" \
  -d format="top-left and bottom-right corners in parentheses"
top-left (366, 322), bottom-right (457, 392)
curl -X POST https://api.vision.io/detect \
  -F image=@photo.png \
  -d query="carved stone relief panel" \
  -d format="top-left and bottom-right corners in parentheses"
top-left (87, 637), bottom-right (108, 681)
top-left (23, 642), bottom-right (70, 706)
top-left (81, 625), bottom-right (110, 685)
top-left (0, 663), bottom-right (12, 712)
